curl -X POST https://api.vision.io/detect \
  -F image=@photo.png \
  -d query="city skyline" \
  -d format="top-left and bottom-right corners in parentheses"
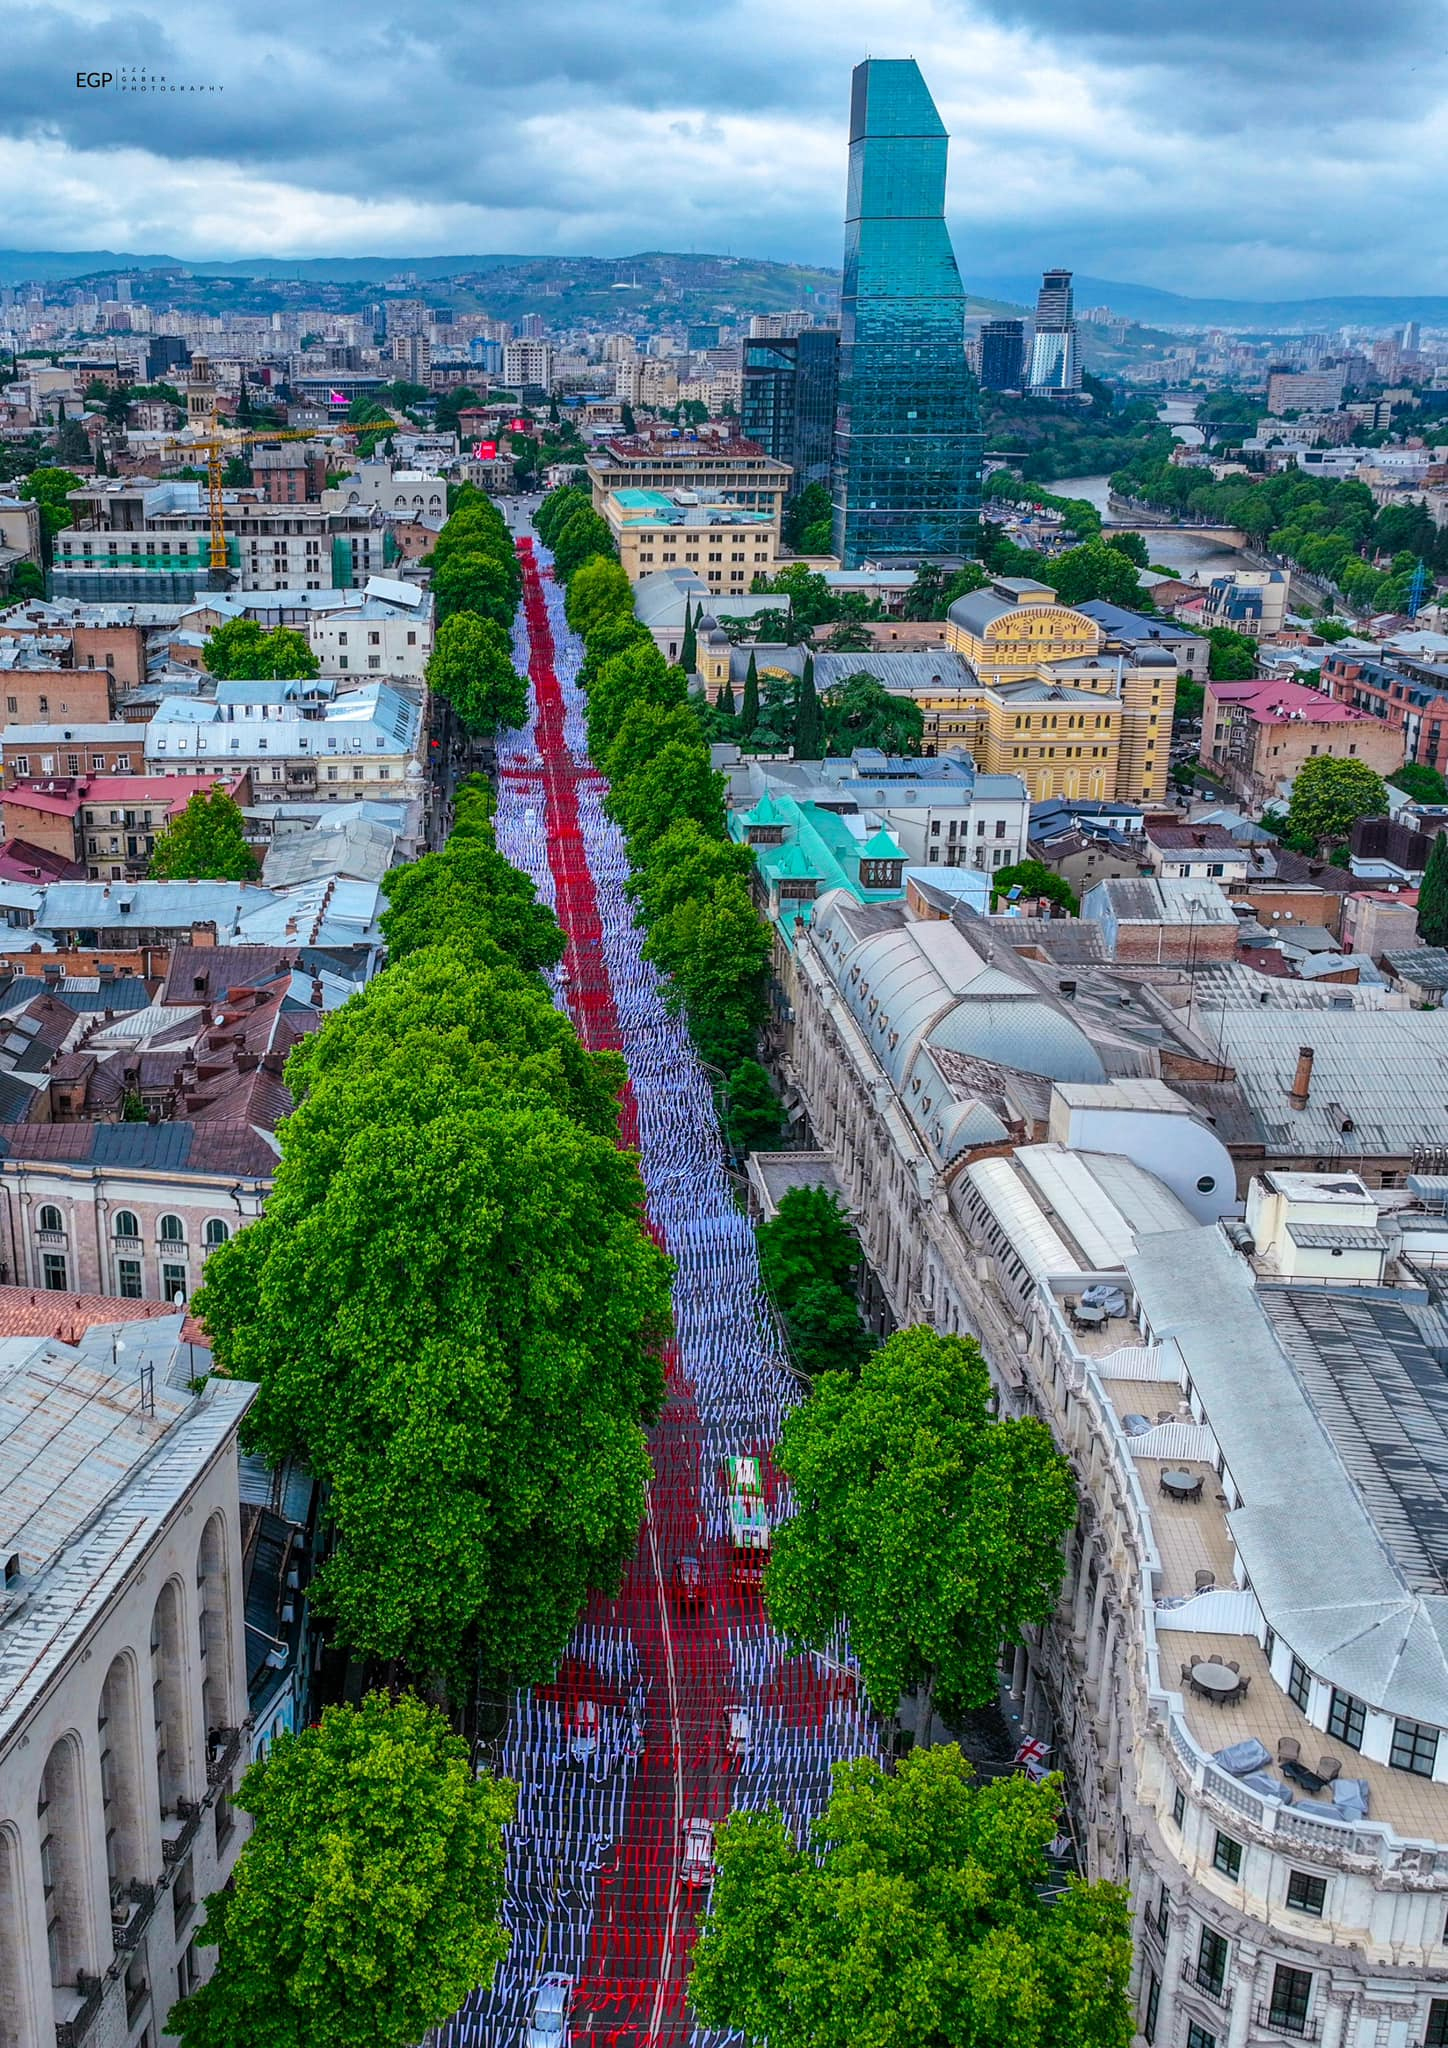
top-left (2, 0), bottom-right (1446, 297)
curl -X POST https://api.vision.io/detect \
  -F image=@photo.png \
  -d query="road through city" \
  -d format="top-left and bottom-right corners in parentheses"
top-left (430, 521), bottom-right (881, 2048)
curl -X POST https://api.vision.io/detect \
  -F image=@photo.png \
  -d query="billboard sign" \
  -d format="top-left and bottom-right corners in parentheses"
top-left (472, 440), bottom-right (498, 461)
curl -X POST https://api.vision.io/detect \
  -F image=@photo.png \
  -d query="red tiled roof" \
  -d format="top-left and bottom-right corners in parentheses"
top-left (0, 839), bottom-right (86, 883)
top-left (1209, 677), bottom-right (1373, 724)
top-left (0, 1285), bottom-right (207, 1346)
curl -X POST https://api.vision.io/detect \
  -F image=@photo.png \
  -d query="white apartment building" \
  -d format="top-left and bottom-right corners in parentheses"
top-left (197, 578), bottom-right (433, 680)
top-left (147, 677), bottom-right (424, 805)
top-left (0, 1316), bottom-right (255, 2048)
top-left (780, 890), bottom-right (1448, 2048)
top-left (501, 340), bottom-right (553, 392)
top-left (324, 461), bottom-right (448, 522)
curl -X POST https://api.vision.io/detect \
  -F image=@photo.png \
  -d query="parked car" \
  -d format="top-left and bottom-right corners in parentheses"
top-left (723, 1708), bottom-right (751, 1761)
top-left (524, 1974), bottom-right (572, 2048)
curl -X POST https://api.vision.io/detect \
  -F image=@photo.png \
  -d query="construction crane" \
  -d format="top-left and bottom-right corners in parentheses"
top-left (139, 417), bottom-right (405, 582)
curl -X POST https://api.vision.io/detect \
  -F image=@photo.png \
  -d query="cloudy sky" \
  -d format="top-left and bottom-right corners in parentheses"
top-left (4, 0), bottom-right (1445, 296)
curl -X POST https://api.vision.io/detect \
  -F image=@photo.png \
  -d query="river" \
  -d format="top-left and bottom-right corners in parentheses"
top-left (1047, 395), bottom-right (1250, 582)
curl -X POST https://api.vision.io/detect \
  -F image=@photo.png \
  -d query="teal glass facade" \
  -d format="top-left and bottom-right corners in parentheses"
top-left (832, 59), bottom-right (983, 568)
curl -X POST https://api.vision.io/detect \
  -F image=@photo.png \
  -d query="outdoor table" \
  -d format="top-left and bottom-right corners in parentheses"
top-left (1281, 1756), bottom-right (1330, 1795)
top-left (1073, 1303), bottom-right (1107, 1328)
top-left (1191, 1662), bottom-right (1240, 1701)
top-left (1161, 1468), bottom-right (1203, 1500)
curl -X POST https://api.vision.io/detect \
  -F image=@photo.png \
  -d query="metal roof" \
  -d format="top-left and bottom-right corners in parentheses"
top-left (1209, 1009), bottom-right (1448, 1158)
top-left (1129, 1227), bottom-right (1448, 1726)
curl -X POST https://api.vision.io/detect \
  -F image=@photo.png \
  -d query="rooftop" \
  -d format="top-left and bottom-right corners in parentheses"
top-left (1210, 675), bottom-right (1376, 725)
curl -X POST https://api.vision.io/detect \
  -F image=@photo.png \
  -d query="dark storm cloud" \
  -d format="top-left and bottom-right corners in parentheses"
top-left (2, 0), bottom-right (1446, 294)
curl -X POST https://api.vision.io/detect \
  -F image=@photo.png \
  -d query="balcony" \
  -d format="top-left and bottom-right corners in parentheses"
top-left (110, 1879), bottom-right (157, 1953)
top-left (54, 1973), bottom-right (104, 2048)
top-left (37, 1230), bottom-right (67, 1249)
top-left (1255, 2006), bottom-right (1320, 2042)
top-left (1181, 1960), bottom-right (1233, 2010)
top-left (160, 1798), bottom-right (202, 1866)
top-left (206, 1725), bottom-right (243, 1788)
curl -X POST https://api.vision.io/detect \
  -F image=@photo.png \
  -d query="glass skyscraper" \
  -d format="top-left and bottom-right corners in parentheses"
top-left (832, 58), bottom-right (983, 568)
top-left (741, 328), bottom-right (840, 496)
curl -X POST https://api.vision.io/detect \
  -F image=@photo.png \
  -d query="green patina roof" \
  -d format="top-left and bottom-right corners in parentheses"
top-left (730, 788), bottom-right (909, 946)
top-left (862, 826), bottom-right (906, 862)
top-left (743, 789), bottom-right (785, 827)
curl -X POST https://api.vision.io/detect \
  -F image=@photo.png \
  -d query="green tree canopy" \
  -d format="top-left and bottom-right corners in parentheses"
top-left (626, 817), bottom-right (758, 928)
top-left (641, 873), bottom-right (771, 1054)
top-left (202, 619), bottom-right (319, 681)
top-left (783, 480), bottom-right (831, 550)
top-left (168, 1692), bottom-right (515, 2048)
top-left (432, 548), bottom-right (518, 629)
top-left (586, 642), bottom-right (688, 759)
top-left (602, 700), bottom-right (705, 791)
top-left (1285, 754), bottom-right (1390, 849)
top-left (380, 837), bottom-right (565, 974)
top-left (766, 1326), bottom-right (1076, 1716)
top-left (991, 859), bottom-right (1079, 915)
top-left (822, 673), bottom-right (924, 757)
top-left (148, 786), bottom-right (259, 882)
top-left (1418, 832), bottom-right (1448, 947)
top-left (197, 1081), bottom-right (670, 1684)
top-left (565, 554), bottom-right (634, 638)
top-left (689, 1746), bottom-right (1132, 2048)
top-left (1206, 626), bottom-right (1258, 682)
top-left (722, 1058), bottom-right (784, 1153)
top-left (425, 612), bottom-right (527, 734)
top-left (794, 654), bottom-right (823, 756)
top-left (6, 560), bottom-right (44, 600)
top-left (1391, 761), bottom-right (1448, 806)
top-left (611, 738), bottom-right (728, 853)
top-left (1048, 540), bottom-right (1149, 611)
top-left (756, 1186), bottom-right (871, 1376)
top-left (17, 465), bottom-right (82, 563)
top-left (552, 506), bottom-right (617, 583)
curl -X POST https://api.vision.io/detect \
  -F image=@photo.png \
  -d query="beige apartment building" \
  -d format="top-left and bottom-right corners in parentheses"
top-left (0, 1315), bottom-right (255, 2048)
top-left (603, 489), bottom-right (779, 595)
top-left (775, 890), bottom-right (1448, 2048)
top-left (586, 433), bottom-right (791, 525)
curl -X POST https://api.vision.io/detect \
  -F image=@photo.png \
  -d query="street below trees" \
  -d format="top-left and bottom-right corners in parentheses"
top-left (435, 520), bottom-right (880, 2048)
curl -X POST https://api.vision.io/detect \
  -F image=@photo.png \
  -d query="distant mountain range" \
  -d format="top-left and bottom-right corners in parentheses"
top-left (968, 273), bottom-right (1448, 332)
top-left (0, 247), bottom-right (1444, 332)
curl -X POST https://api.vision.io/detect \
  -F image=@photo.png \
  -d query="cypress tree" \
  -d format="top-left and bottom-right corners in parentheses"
top-left (795, 653), bottom-right (822, 759)
top-left (739, 652), bottom-right (760, 739)
top-left (1419, 831), bottom-right (1448, 947)
top-left (716, 678), bottom-right (737, 718)
top-left (680, 600), bottom-right (698, 675)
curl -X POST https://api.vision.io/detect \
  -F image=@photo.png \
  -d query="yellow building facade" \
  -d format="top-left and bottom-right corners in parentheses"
top-left (935, 577), bottom-right (1174, 803)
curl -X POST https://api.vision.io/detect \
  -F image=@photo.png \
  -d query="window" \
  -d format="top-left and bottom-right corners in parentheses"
top-left (1171, 1784), bottom-right (1186, 1828)
top-left (37, 1205), bottom-right (63, 1234)
top-left (1196, 1926), bottom-right (1229, 1995)
top-left (1286, 1870), bottom-right (1327, 1916)
top-left (204, 1218), bottom-right (230, 1248)
top-left (1143, 1972), bottom-right (1161, 2045)
top-left (159, 1214), bottom-right (185, 1243)
top-left (1187, 2026), bottom-right (1217, 2048)
top-left (1268, 1966), bottom-right (1313, 2036)
top-left (42, 1252), bottom-right (67, 1291)
top-left (1155, 1887), bottom-right (1170, 1939)
top-left (1328, 1688), bottom-right (1365, 1750)
top-left (1390, 1717), bottom-right (1439, 1777)
top-left (1212, 1830), bottom-right (1241, 1880)
top-left (173, 1857), bottom-right (194, 1937)
top-left (1426, 2000), bottom-right (1448, 2048)
top-left (1287, 1656), bottom-right (1311, 1712)
top-left (117, 1259), bottom-right (142, 1300)
top-left (162, 1262), bottom-right (187, 1303)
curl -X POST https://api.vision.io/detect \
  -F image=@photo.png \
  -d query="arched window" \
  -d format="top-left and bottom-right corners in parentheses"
top-left (151, 1581), bottom-right (192, 1818)
top-left (113, 1211), bottom-right (139, 1239)
top-left (37, 1205), bottom-right (62, 1234)
top-left (203, 1218), bottom-right (229, 1249)
top-left (38, 1737), bottom-right (92, 1990)
top-left (158, 1215), bottom-right (185, 1243)
top-left (98, 1655), bottom-right (146, 1895)
top-left (0, 1825), bottom-right (27, 2046)
top-left (197, 1514), bottom-right (235, 1734)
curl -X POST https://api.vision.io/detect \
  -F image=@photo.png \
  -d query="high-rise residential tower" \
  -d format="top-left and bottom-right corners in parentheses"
top-left (1028, 267), bottom-right (1082, 394)
top-left (979, 318), bottom-right (1026, 392)
top-left (832, 59), bottom-right (983, 567)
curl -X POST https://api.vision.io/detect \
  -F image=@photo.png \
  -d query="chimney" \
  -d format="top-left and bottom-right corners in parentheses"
top-left (1288, 1044), bottom-right (1315, 1111)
